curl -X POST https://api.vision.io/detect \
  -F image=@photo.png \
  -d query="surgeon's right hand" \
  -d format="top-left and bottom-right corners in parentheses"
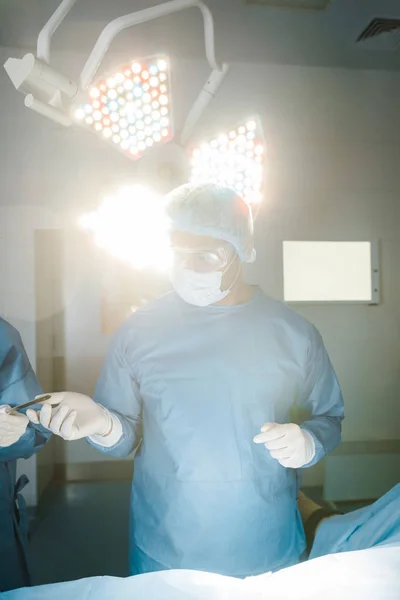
top-left (0, 405), bottom-right (29, 447)
top-left (26, 392), bottom-right (112, 441)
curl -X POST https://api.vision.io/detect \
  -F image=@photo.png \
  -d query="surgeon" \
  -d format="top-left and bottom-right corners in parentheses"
top-left (0, 317), bottom-right (51, 592)
top-left (28, 182), bottom-right (344, 577)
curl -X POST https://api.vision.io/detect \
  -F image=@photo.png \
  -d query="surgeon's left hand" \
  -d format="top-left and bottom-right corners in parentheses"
top-left (253, 423), bottom-right (315, 468)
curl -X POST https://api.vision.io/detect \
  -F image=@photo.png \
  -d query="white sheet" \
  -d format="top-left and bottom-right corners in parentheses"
top-left (5, 545), bottom-right (400, 600)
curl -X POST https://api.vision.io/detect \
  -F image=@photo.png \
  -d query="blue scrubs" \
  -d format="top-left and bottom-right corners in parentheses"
top-left (89, 288), bottom-right (344, 577)
top-left (0, 318), bottom-right (50, 592)
top-left (310, 483), bottom-right (400, 558)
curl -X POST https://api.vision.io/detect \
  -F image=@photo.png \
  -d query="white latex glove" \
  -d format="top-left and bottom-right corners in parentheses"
top-left (253, 422), bottom-right (316, 468)
top-left (26, 392), bottom-right (112, 441)
top-left (0, 405), bottom-right (29, 447)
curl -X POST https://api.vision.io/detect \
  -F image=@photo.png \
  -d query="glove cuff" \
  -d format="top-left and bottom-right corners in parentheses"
top-left (302, 429), bottom-right (316, 465)
top-left (88, 408), bottom-right (123, 448)
top-left (96, 405), bottom-right (113, 437)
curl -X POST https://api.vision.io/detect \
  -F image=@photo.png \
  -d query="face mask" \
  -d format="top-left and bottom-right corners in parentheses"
top-left (170, 256), bottom-right (240, 307)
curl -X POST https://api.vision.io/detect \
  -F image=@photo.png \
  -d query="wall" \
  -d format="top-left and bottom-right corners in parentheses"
top-left (1, 47), bottom-right (399, 487)
top-left (57, 232), bottom-right (125, 466)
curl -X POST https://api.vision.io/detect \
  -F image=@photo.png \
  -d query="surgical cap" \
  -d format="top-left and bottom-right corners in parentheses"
top-left (164, 182), bottom-right (256, 263)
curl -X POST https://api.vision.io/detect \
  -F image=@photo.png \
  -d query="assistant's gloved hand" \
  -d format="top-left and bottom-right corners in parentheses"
top-left (253, 422), bottom-right (316, 468)
top-left (0, 405), bottom-right (29, 447)
top-left (26, 392), bottom-right (112, 441)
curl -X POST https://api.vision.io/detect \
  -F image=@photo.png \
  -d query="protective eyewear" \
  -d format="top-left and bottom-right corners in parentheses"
top-left (171, 245), bottom-right (234, 273)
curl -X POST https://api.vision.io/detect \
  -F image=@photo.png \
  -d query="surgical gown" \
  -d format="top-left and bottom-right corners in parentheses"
top-left (0, 318), bottom-right (50, 592)
top-left (89, 288), bottom-right (344, 577)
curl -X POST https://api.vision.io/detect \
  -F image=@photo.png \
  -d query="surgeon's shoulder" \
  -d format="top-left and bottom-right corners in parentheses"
top-left (0, 316), bottom-right (18, 340)
top-left (256, 289), bottom-right (317, 338)
top-left (0, 317), bottom-right (23, 355)
top-left (106, 292), bottom-right (177, 350)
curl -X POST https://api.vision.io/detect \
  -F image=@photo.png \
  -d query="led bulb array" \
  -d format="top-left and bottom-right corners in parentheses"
top-left (74, 56), bottom-right (172, 159)
top-left (190, 120), bottom-right (264, 204)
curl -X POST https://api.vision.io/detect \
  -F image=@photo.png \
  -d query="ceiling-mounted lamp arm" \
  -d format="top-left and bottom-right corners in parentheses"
top-left (79, 0), bottom-right (222, 90)
top-left (180, 64), bottom-right (229, 146)
top-left (37, 0), bottom-right (79, 63)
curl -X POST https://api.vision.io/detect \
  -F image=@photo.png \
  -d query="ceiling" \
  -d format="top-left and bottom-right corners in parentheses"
top-left (0, 0), bottom-right (400, 70)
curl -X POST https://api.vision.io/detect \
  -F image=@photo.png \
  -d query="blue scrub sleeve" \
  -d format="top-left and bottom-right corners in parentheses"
top-left (0, 341), bottom-right (50, 462)
top-left (88, 333), bottom-right (142, 458)
top-left (298, 327), bottom-right (344, 467)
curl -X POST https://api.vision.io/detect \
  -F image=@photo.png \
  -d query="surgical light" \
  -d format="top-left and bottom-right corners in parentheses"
top-left (190, 120), bottom-right (265, 205)
top-left (4, 0), bottom-right (229, 161)
top-left (73, 55), bottom-right (172, 159)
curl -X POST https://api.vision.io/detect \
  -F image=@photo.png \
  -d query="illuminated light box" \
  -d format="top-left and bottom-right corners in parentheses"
top-left (283, 241), bottom-right (380, 304)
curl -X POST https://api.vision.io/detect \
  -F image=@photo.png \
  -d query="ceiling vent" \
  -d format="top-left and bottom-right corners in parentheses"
top-left (356, 18), bottom-right (400, 51)
top-left (243, 0), bottom-right (331, 10)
